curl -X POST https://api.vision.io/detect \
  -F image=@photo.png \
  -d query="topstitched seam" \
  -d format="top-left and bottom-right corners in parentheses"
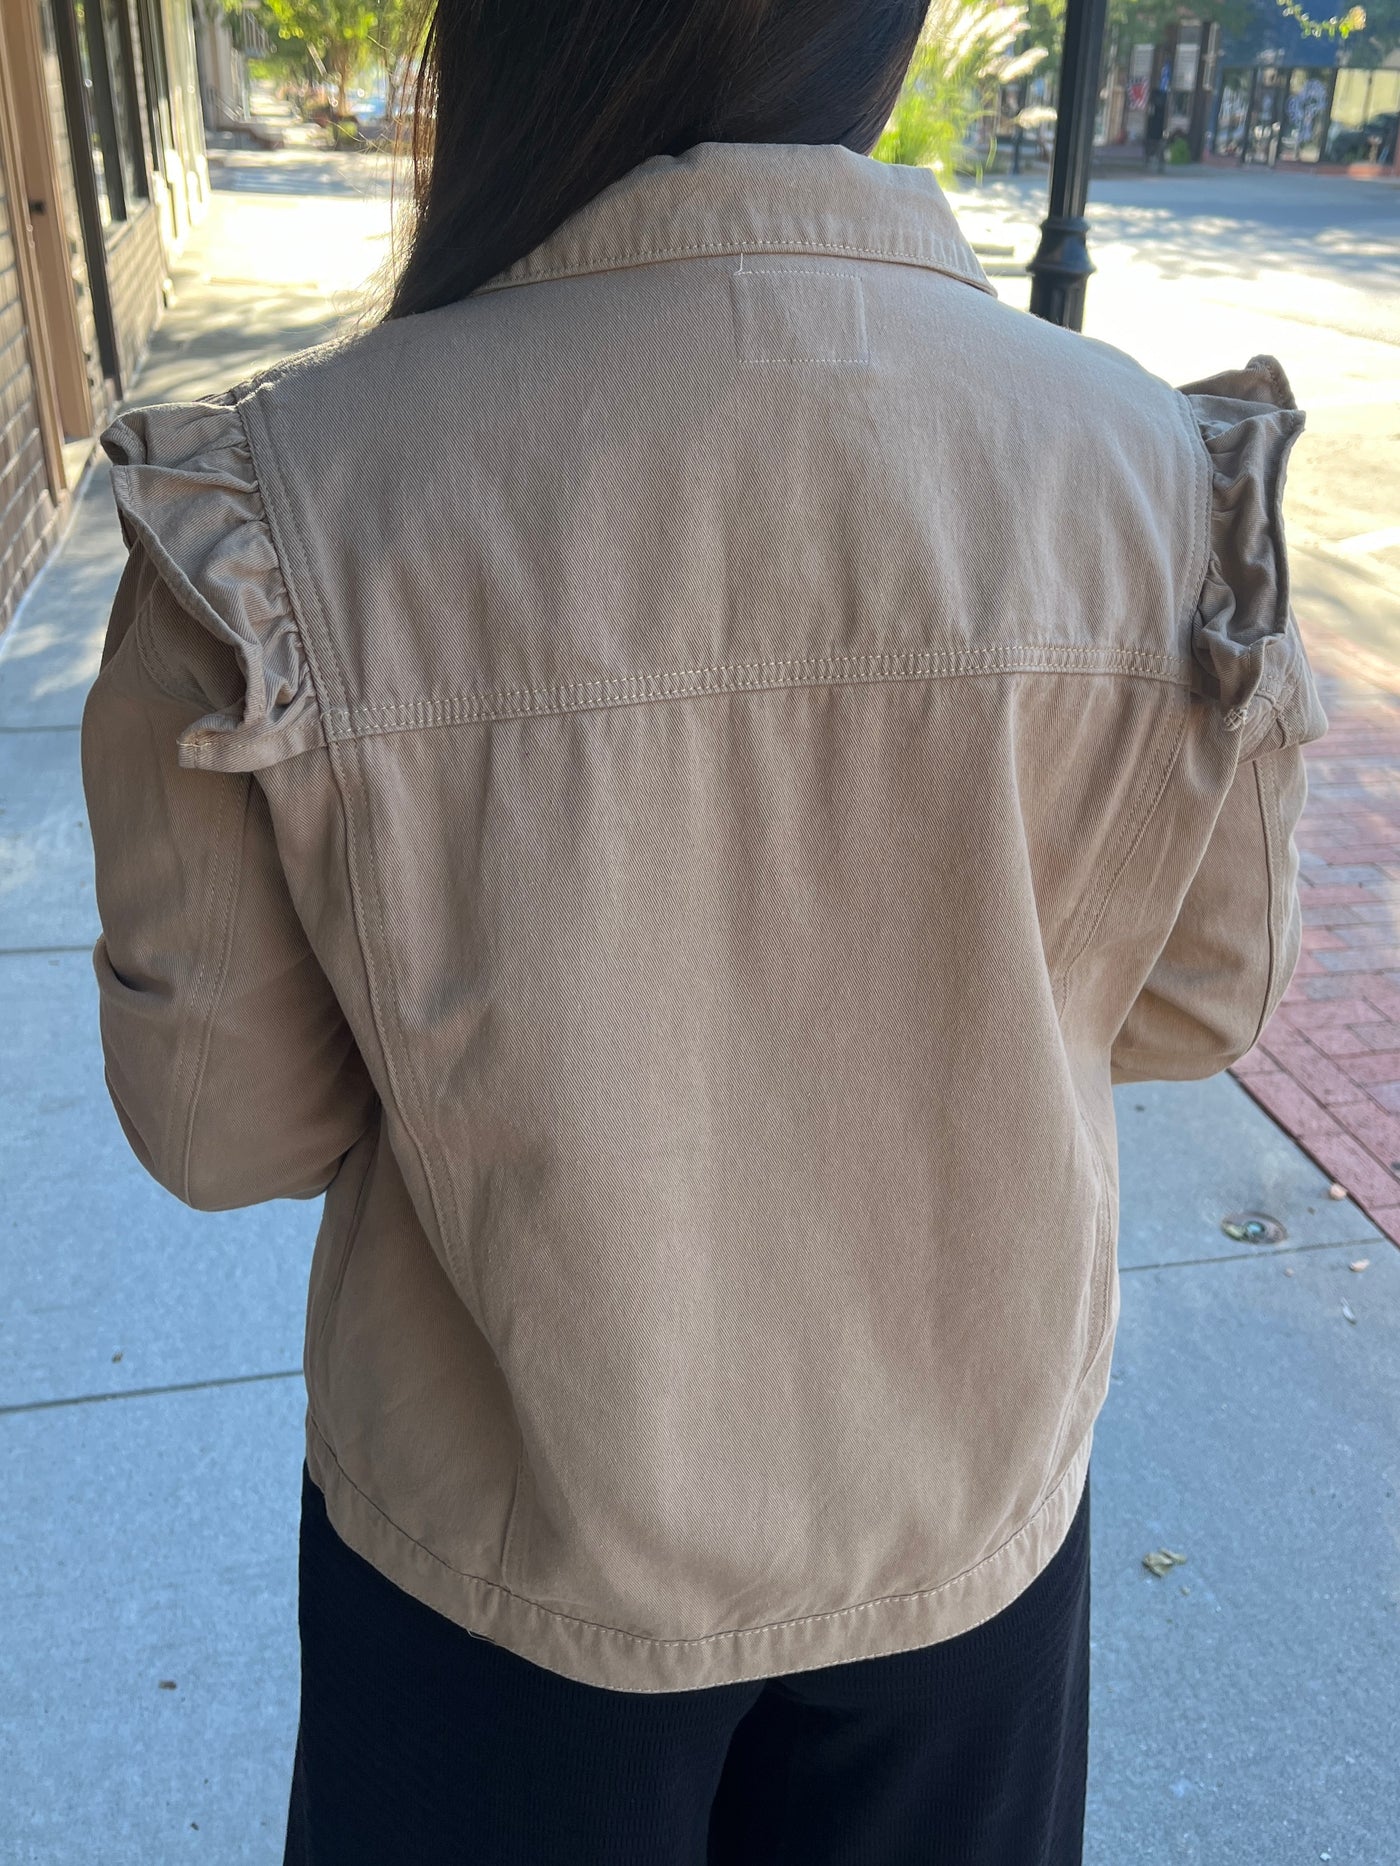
top-left (308, 1415), bottom-right (1085, 1651)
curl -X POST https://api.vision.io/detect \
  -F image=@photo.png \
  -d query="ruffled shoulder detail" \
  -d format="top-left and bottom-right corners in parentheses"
top-left (99, 390), bottom-right (325, 773)
top-left (1176, 354), bottom-right (1328, 757)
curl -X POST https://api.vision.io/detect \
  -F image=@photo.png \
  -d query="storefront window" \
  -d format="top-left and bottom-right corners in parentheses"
top-left (1170, 23), bottom-right (1202, 137)
top-left (1213, 60), bottom-right (1395, 169)
top-left (1282, 69), bottom-right (1333, 161)
top-left (135, 0), bottom-right (173, 183)
top-left (1325, 68), bottom-right (1372, 160)
top-left (1247, 66), bottom-right (1284, 162)
top-left (71, 0), bottom-right (147, 225)
top-left (98, 0), bottom-right (148, 209)
top-left (1329, 67), bottom-right (1399, 164)
top-left (1363, 69), bottom-right (1399, 163)
top-left (1214, 68), bottom-right (1253, 156)
top-left (1125, 41), bottom-right (1154, 141)
top-left (70, 0), bottom-right (111, 225)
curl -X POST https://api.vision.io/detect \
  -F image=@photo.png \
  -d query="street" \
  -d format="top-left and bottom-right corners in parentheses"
top-left (961, 168), bottom-right (1400, 566)
top-left (1, 146), bottom-right (1397, 1862)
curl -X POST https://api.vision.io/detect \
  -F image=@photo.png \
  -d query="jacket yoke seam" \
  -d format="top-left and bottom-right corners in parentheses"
top-left (314, 648), bottom-right (1198, 746)
top-left (738, 357), bottom-right (871, 368)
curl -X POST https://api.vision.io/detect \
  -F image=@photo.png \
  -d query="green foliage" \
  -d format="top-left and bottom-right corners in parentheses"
top-left (248, 0), bottom-right (389, 111)
top-left (1340, 0), bottom-right (1399, 59)
top-left (993, 0), bottom-right (1387, 107)
top-left (1107, 0), bottom-right (1253, 40)
top-left (1020, 0), bottom-right (1064, 80)
top-left (1018, 0), bottom-right (1301, 82)
top-left (874, 0), bottom-right (1046, 174)
top-left (1272, 0), bottom-right (1367, 34)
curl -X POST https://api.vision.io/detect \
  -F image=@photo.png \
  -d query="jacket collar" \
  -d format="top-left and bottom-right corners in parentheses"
top-left (478, 140), bottom-right (996, 299)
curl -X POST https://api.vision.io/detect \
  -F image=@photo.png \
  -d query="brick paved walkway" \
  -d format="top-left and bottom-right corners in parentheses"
top-left (1232, 628), bottom-right (1400, 1247)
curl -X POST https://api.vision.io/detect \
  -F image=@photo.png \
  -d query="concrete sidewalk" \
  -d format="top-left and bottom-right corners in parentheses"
top-left (2, 150), bottom-right (1397, 1864)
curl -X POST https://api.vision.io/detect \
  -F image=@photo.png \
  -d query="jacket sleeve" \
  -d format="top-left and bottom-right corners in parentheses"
top-left (1109, 356), bottom-right (1330, 1086)
top-left (80, 402), bottom-right (377, 1211)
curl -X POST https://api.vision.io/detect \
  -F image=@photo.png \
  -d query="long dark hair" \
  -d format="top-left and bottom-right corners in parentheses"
top-left (375, 1), bottom-right (928, 322)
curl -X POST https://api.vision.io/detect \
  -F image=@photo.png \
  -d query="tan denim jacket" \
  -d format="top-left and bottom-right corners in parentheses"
top-left (82, 141), bottom-right (1327, 1692)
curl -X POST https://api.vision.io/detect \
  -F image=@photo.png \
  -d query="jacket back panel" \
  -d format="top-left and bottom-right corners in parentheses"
top-left (241, 237), bottom-right (1207, 1644)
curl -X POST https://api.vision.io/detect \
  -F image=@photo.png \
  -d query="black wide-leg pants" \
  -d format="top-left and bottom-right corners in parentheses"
top-left (283, 1464), bottom-right (1090, 1866)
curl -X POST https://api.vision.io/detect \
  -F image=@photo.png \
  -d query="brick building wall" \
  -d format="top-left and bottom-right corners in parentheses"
top-left (0, 148), bottom-right (57, 637)
top-left (0, 0), bottom-right (209, 641)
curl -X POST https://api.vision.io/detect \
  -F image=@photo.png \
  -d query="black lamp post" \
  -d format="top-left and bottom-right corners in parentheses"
top-left (1027, 0), bottom-right (1111, 330)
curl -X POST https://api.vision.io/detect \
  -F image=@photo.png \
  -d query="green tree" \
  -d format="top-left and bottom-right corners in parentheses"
top-left (1110, 0), bottom-right (1251, 42)
top-left (372, 0), bottom-right (429, 125)
top-left (1022, 0), bottom-right (1371, 79)
top-left (1340, 0), bottom-right (1397, 58)
top-left (1020, 0), bottom-right (1254, 82)
top-left (875, 0), bottom-right (1048, 172)
top-left (252, 0), bottom-right (381, 113)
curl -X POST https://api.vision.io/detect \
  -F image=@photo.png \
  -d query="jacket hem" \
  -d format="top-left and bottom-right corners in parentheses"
top-left (303, 1416), bottom-right (1092, 1695)
top-left (308, 645), bottom-right (1200, 742)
